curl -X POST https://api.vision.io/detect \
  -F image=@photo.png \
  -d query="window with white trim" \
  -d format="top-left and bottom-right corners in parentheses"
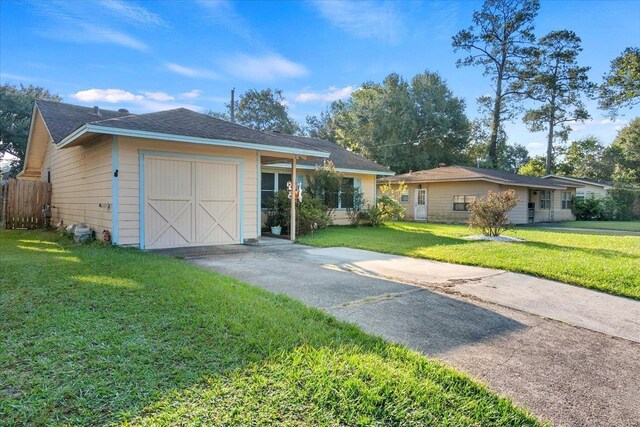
top-left (539, 190), bottom-right (551, 209)
top-left (324, 177), bottom-right (357, 209)
top-left (400, 191), bottom-right (409, 202)
top-left (453, 195), bottom-right (475, 211)
top-left (561, 192), bottom-right (572, 209)
top-left (261, 172), bottom-right (291, 208)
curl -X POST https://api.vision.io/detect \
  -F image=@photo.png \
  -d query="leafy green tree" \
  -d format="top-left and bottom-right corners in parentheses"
top-left (599, 47), bottom-right (640, 116)
top-left (305, 72), bottom-right (470, 174)
top-left (609, 117), bottom-right (640, 184)
top-left (556, 136), bottom-right (606, 179)
top-left (0, 84), bottom-right (61, 172)
top-left (465, 102), bottom-right (529, 171)
top-left (452, 0), bottom-right (540, 167)
top-left (208, 88), bottom-right (299, 134)
top-left (518, 155), bottom-right (546, 176)
top-left (521, 30), bottom-right (595, 174)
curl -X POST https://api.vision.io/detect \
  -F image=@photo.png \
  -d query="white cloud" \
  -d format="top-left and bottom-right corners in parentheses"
top-left (600, 118), bottom-right (627, 125)
top-left (222, 53), bottom-right (308, 82)
top-left (294, 86), bottom-right (354, 103)
top-left (33, 2), bottom-right (149, 51)
top-left (72, 89), bottom-right (144, 103)
top-left (70, 88), bottom-right (204, 113)
top-left (310, 0), bottom-right (402, 43)
top-left (143, 91), bottom-right (175, 102)
top-left (180, 89), bottom-right (203, 99)
top-left (165, 63), bottom-right (220, 79)
top-left (85, 24), bottom-right (149, 51)
top-left (196, 0), bottom-right (256, 42)
top-left (101, 0), bottom-right (165, 26)
top-left (525, 142), bottom-right (544, 151)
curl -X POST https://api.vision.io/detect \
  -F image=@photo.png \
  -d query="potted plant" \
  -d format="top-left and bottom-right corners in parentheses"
top-left (264, 191), bottom-right (288, 236)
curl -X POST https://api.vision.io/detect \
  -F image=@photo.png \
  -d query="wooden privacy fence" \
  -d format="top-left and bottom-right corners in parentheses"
top-left (1, 179), bottom-right (52, 229)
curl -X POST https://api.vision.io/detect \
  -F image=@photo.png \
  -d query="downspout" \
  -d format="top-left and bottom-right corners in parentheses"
top-left (290, 156), bottom-right (297, 241)
top-left (257, 151), bottom-right (261, 237)
top-left (111, 136), bottom-right (119, 244)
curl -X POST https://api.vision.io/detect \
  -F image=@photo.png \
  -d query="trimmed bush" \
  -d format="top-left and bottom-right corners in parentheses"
top-left (468, 190), bottom-right (520, 237)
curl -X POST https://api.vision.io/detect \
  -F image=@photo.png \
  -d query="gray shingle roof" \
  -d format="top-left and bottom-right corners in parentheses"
top-left (35, 101), bottom-right (328, 156)
top-left (274, 134), bottom-right (393, 174)
top-left (379, 166), bottom-right (570, 189)
top-left (543, 175), bottom-right (613, 188)
top-left (88, 108), bottom-right (325, 153)
top-left (36, 99), bottom-right (124, 143)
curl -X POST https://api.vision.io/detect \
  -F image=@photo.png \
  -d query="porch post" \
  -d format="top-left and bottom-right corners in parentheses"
top-left (290, 156), bottom-right (297, 240)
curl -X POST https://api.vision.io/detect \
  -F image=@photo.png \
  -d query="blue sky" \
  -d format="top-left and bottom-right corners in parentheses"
top-left (1, 0), bottom-right (639, 156)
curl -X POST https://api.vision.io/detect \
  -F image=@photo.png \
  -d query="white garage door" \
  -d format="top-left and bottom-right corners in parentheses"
top-left (143, 155), bottom-right (240, 249)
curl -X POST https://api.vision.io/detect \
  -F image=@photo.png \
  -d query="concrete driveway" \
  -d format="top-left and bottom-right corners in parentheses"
top-left (180, 243), bottom-right (640, 427)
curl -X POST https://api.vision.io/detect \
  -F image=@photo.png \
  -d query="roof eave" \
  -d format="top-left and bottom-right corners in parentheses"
top-left (58, 124), bottom-right (330, 158)
top-left (266, 162), bottom-right (394, 176)
top-left (378, 176), bottom-right (567, 189)
top-left (543, 174), bottom-right (612, 189)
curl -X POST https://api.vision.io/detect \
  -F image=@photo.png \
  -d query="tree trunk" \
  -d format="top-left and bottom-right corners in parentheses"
top-left (546, 103), bottom-right (556, 175)
top-left (489, 85), bottom-right (502, 168)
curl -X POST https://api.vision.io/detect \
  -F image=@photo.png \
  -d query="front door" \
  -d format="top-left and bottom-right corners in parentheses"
top-left (414, 189), bottom-right (427, 220)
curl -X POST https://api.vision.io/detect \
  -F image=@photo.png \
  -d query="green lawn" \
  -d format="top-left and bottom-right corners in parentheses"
top-left (0, 230), bottom-right (539, 426)
top-left (298, 222), bottom-right (640, 300)
top-left (556, 220), bottom-right (640, 232)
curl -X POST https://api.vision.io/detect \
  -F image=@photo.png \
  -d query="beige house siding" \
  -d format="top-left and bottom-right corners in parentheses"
top-left (576, 183), bottom-right (608, 199)
top-left (382, 181), bottom-right (572, 225)
top-left (555, 189), bottom-right (576, 221)
top-left (116, 136), bottom-right (262, 246)
top-left (426, 182), bottom-right (501, 223)
top-left (261, 167), bottom-right (377, 226)
top-left (499, 185), bottom-right (529, 224)
top-left (40, 135), bottom-right (113, 233)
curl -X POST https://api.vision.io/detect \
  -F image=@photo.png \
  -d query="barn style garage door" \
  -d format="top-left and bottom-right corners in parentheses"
top-left (143, 155), bottom-right (240, 249)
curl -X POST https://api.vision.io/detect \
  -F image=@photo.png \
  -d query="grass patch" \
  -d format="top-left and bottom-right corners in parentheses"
top-left (298, 222), bottom-right (640, 300)
top-left (0, 230), bottom-right (539, 426)
top-left (556, 220), bottom-right (640, 232)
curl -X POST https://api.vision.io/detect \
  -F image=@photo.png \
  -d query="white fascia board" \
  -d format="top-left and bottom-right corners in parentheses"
top-left (58, 125), bottom-right (330, 158)
top-left (543, 175), bottom-right (611, 189)
top-left (266, 162), bottom-right (394, 176)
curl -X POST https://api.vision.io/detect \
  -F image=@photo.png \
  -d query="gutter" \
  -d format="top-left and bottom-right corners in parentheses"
top-left (58, 124), bottom-right (330, 159)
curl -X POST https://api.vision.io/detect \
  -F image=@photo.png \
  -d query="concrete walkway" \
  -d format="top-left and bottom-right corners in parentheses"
top-left (300, 247), bottom-right (640, 343)
top-left (186, 244), bottom-right (640, 427)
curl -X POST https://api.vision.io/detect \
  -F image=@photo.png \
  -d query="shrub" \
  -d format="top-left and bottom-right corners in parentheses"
top-left (345, 189), bottom-right (366, 227)
top-left (572, 191), bottom-right (639, 221)
top-left (264, 190), bottom-right (290, 231)
top-left (572, 196), bottom-right (604, 220)
top-left (304, 161), bottom-right (343, 217)
top-left (297, 197), bottom-right (332, 236)
top-left (366, 195), bottom-right (406, 227)
top-left (364, 181), bottom-right (408, 227)
top-left (468, 190), bottom-right (520, 237)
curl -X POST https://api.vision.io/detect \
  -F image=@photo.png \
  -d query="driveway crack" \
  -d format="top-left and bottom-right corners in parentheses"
top-left (331, 288), bottom-right (423, 309)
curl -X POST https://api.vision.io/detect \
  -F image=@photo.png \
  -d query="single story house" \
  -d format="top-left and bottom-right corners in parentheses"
top-left (542, 175), bottom-right (612, 200)
top-left (18, 100), bottom-right (391, 249)
top-left (377, 165), bottom-right (580, 224)
top-left (261, 134), bottom-right (392, 224)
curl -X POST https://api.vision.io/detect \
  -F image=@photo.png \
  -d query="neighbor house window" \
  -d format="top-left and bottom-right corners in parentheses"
top-left (539, 191), bottom-right (551, 209)
top-left (400, 191), bottom-right (409, 202)
top-left (561, 192), bottom-right (572, 210)
top-left (575, 192), bottom-right (585, 201)
top-left (261, 172), bottom-right (292, 208)
top-left (453, 195), bottom-right (476, 211)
